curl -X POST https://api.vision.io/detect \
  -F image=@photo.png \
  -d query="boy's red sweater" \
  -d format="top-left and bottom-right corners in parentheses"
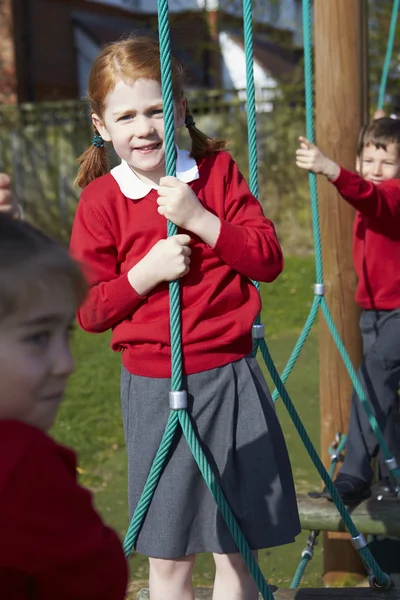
top-left (70, 151), bottom-right (283, 377)
top-left (332, 168), bottom-right (400, 310)
top-left (0, 420), bottom-right (128, 600)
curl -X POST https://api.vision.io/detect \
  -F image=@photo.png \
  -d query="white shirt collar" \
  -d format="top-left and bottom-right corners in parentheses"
top-left (110, 146), bottom-right (200, 200)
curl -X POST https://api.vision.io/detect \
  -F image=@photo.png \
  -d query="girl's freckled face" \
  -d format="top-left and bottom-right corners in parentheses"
top-left (93, 78), bottom-right (186, 185)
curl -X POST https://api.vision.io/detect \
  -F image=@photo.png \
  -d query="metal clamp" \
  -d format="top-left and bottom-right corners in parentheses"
top-left (301, 530), bottom-right (319, 560)
top-left (314, 283), bottom-right (325, 296)
top-left (330, 452), bottom-right (344, 463)
top-left (385, 457), bottom-right (398, 472)
top-left (252, 324), bottom-right (265, 340)
top-left (351, 533), bottom-right (367, 550)
top-left (169, 390), bottom-right (188, 410)
top-left (368, 573), bottom-right (392, 590)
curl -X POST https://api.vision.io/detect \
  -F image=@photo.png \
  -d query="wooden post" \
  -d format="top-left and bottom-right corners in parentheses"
top-left (314, 0), bottom-right (369, 586)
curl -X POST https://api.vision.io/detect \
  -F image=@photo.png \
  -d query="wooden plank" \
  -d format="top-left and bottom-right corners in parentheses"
top-left (137, 587), bottom-right (400, 599)
top-left (297, 494), bottom-right (400, 537)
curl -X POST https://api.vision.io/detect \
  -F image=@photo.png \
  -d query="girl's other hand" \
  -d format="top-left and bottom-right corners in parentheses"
top-left (128, 234), bottom-right (191, 295)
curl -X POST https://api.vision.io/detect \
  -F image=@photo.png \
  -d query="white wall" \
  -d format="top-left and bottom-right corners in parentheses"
top-left (85, 0), bottom-right (302, 39)
top-left (85, 0), bottom-right (219, 13)
top-left (219, 31), bottom-right (277, 112)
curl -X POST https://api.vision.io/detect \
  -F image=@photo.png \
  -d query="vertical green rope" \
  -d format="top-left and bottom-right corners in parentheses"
top-left (243, 0), bottom-right (262, 348)
top-left (158, 0), bottom-right (183, 391)
top-left (243, 0), bottom-right (259, 200)
top-left (378, 0), bottom-right (400, 110)
top-left (302, 0), bottom-right (323, 285)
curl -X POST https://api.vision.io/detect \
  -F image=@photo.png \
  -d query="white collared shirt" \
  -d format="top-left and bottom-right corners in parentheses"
top-left (110, 147), bottom-right (200, 200)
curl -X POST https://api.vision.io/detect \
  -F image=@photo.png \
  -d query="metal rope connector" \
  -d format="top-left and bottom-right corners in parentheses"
top-left (351, 533), bottom-right (367, 550)
top-left (252, 324), bottom-right (265, 340)
top-left (314, 283), bottom-right (325, 296)
top-left (169, 390), bottom-right (188, 410)
top-left (301, 530), bottom-right (318, 560)
top-left (368, 573), bottom-right (392, 590)
top-left (385, 456), bottom-right (398, 472)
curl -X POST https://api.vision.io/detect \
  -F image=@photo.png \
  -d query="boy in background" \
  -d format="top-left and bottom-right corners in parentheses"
top-left (296, 117), bottom-right (400, 505)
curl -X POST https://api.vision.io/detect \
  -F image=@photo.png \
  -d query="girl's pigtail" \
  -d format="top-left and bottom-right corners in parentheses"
top-left (185, 105), bottom-right (229, 160)
top-left (74, 130), bottom-right (110, 188)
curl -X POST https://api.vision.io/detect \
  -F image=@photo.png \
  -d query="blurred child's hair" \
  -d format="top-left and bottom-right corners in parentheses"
top-left (75, 35), bottom-right (228, 188)
top-left (0, 214), bottom-right (86, 319)
top-left (357, 117), bottom-right (400, 156)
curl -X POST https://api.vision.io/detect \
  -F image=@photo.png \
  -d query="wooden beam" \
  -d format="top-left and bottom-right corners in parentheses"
top-left (137, 587), bottom-right (400, 599)
top-left (314, 0), bottom-right (369, 584)
top-left (297, 494), bottom-right (400, 537)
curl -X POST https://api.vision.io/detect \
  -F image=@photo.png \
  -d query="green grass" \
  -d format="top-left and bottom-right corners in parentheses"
top-left (52, 255), bottom-right (326, 594)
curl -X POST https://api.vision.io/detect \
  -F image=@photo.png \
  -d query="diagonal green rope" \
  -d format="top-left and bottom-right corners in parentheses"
top-left (271, 294), bottom-right (320, 402)
top-left (259, 337), bottom-right (388, 586)
top-left (378, 0), bottom-right (400, 110)
top-left (178, 411), bottom-right (273, 599)
top-left (123, 411), bottom-right (179, 555)
top-left (321, 298), bottom-right (400, 481)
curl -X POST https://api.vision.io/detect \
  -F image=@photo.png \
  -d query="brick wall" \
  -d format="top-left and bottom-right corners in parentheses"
top-left (0, 0), bottom-right (17, 104)
top-left (13, 0), bottom-right (152, 102)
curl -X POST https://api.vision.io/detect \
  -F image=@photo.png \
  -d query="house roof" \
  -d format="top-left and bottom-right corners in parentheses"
top-left (229, 32), bottom-right (302, 82)
top-left (72, 11), bottom-right (206, 87)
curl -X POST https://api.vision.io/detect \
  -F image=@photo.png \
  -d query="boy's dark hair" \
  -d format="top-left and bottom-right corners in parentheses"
top-left (357, 117), bottom-right (400, 156)
top-left (0, 214), bottom-right (86, 319)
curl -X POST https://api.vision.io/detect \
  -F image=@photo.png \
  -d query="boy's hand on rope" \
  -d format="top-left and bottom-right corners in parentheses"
top-left (128, 234), bottom-right (191, 295)
top-left (157, 177), bottom-right (205, 231)
top-left (296, 137), bottom-right (340, 181)
top-left (373, 109), bottom-right (386, 119)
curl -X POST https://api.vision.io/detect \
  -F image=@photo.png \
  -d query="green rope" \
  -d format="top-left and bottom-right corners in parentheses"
top-left (178, 411), bottom-right (272, 598)
top-left (243, 0), bottom-right (259, 200)
top-left (158, 0), bottom-right (183, 392)
top-left (321, 298), bottom-right (400, 481)
top-left (328, 433), bottom-right (347, 475)
top-left (261, 0), bottom-right (394, 587)
top-left (378, 0), bottom-right (400, 110)
top-left (290, 433), bottom-right (347, 588)
top-left (271, 295), bottom-right (320, 402)
top-left (270, 0), bottom-right (400, 480)
top-left (124, 0), bottom-right (393, 592)
top-left (243, 0), bottom-right (262, 333)
top-left (123, 411), bottom-right (179, 555)
top-left (259, 337), bottom-right (388, 586)
top-left (124, 2), bottom-right (274, 598)
top-left (291, 555), bottom-right (310, 589)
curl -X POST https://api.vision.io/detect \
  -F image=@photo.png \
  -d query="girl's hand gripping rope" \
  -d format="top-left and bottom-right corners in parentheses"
top-left (157, 176), bottom-right (205, 230)
top-left (157, 177), bottom-right (221, 247)
top-left (128, 234), bottom-right (191, 295)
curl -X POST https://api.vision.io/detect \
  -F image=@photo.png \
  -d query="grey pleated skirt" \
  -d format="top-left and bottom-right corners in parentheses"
top-left (121, 355), bottom-right (301, 559)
